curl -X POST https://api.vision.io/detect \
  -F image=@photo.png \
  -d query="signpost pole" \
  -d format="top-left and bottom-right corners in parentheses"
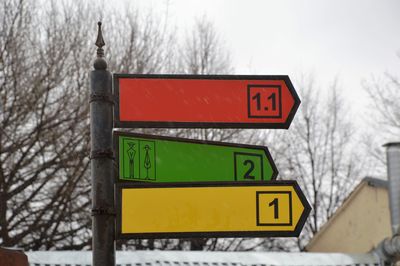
top-left (90, 22), bottom-right (115, 266)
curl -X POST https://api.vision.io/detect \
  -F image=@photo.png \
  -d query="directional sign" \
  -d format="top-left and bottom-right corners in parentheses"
top-left (116, 181), bottom-right (311, 239)
top-left (114, 74), bottom-right (300, 129)
top-left (114, 132), bottom-right (278, 182)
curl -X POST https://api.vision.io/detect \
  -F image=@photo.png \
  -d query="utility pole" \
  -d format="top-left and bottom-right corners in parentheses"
top-left (90, 22), bottom-right (115, 266)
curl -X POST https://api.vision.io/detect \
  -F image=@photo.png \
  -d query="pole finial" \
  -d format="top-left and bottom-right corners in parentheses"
top-left (94, 21), bottom-right (107, 70)
top-left (95, 22), bottom-right (105, 56)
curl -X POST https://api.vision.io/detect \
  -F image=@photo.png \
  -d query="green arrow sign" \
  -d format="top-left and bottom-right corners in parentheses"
top-left (114, 132), bottom-right (278, 183)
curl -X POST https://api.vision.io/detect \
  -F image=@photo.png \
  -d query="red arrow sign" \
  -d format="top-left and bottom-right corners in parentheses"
top-left (114, 74), bottom-right (300, 129)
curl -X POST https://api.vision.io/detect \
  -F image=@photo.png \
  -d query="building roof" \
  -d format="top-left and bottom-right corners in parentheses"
top-left (26, 250), bottom-right (380, 266)
top-left (306, 177), bottom-right (389, 252)
top-left (363, 177), bottom-right (388, 189)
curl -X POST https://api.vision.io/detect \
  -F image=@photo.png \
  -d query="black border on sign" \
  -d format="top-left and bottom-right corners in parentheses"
top-left (113, 74), bottom-right (301, 129)
top-left (233, 152), bottom-right (264, 181)
top-left (256, 191), bottom-right (292, 226)
top-left (113, 131), bottom-right (278, 183)
top-left (121, 139), bottom-right (157, 181)
top-left (115, 180), bottom-right (311, 239)
top-left (247, 85), bottom-right (282, 118)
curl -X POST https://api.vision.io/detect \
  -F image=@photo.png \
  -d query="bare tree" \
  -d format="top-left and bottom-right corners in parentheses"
top-left (107, 3), bottom-right (176, 75)
top-left (364, 68), bottom-right (400, 136)
top-left (0, 0), bottom-right (95, 249)
top-left (179, 16), bottom-right (232, 75)
top-left (362, 66), bottom-right (400, 176)
top-left (264, 76), bottom-right (363, 250)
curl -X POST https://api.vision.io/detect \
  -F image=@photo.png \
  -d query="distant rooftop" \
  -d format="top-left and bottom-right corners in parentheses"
top-left (26, 250), bottom-right (380, 266)
top-left (306, 176), bottom-right (389, 253)
top-left (362, 177), bottom-right (388, 188)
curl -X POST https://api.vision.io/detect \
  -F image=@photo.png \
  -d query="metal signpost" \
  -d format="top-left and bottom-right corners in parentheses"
top-left (90, 22), bottom-right (309, 266)
top-left (116, 181), bottom-right (311, 239)
top-left (114, 74), bottom-right (300, 129)
top-left (90, 23), bottom-right (115, 266)
top-left (114, 132), bottom-right (278, 183)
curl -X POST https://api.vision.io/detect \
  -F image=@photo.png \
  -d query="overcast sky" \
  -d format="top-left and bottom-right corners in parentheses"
top-left (118, 0), bottom-right (400, 126)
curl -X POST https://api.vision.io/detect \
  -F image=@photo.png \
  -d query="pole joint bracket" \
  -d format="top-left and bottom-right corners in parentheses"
top-left (90, 149), bottom-right (114, 159)
top-left (90, 93), bottom-right (114, 105)
top-left (91, 208), bottom-right (116, 216)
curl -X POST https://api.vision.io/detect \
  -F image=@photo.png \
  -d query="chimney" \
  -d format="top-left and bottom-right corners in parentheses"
top-left (385, 142), bottom-right (400, 235)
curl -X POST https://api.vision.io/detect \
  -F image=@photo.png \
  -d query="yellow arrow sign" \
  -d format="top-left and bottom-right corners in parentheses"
top-left (116, 181), bottom-right (311, 238)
